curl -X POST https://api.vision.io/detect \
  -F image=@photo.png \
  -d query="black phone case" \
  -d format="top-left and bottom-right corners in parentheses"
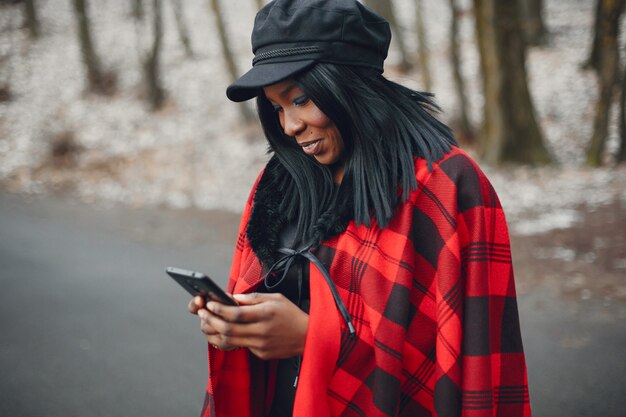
top-left (166, 266), bottom-right (237, 306)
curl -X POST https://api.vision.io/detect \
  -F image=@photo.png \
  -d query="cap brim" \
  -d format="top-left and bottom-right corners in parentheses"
top-left (226, 60), bottom-right (316, 102)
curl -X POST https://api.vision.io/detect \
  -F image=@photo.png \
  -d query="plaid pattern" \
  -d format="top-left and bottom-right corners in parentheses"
top-left (201, 147), bottom-right (530, 417)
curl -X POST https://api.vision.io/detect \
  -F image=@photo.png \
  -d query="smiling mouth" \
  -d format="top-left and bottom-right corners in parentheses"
top-left (299, 138), bottom-right (323, 155)
top-left (300, 139), bottom-right (321, 148)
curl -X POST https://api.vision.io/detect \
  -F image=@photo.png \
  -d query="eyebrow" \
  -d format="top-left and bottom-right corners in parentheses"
top-left (265, 82), bottom-right (299, 105)
top-left (278, 83), bottom-right (298, 98)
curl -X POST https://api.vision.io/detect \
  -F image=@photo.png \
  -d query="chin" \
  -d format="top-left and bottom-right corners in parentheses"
top-left (313, 155), bottom-right (326, 164)
top-left (316, 158), bottom-right (334, 166)
top-left (315, 154), bottom-right (338, 166)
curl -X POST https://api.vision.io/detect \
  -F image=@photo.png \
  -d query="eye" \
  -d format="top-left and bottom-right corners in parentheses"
top-left (293, 95), bottom-right (309, 107)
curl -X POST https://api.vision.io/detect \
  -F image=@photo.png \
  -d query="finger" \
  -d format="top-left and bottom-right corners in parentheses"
top-left (210, 330), bottom-right (265, 352)
top-left (188, 296), bottom-right (206, 314)
top-left (200, 316), bottom-right (218, 336)
top-left (207, 335), bottom-right (239, 352)
top-left (233, 292), bottom-right (283, 305)
top-left (206, 300), bottom-right (273, 324)
top-left (200, 309), bottom-right (244, 340)
top-left (202, 314), bottom-right (263, 350)
top-left (197, 308), bottom-right (212, 321)
top-left (200, 307), bottom-right (235, 335)
top-left (199, 311), bottom-right (261, 351)
top-left (203, 309), bottom-right (269, 340)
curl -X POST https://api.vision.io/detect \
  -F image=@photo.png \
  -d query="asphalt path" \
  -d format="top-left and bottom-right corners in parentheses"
top-left (1, 191), bottom-right (624, 417)
top-left (0, 192), bottom-right (239, 417)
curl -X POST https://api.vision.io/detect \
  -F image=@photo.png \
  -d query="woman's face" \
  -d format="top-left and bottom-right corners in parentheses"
top-left (263, 79), bottom-right (345, 174)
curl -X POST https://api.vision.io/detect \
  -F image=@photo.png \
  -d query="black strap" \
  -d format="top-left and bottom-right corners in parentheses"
top-left (264, 247), bottom-right (356, 338)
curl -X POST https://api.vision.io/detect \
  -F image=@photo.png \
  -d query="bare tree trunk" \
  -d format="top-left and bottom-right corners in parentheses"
top-left (415, 0), bottom-right (431, 90)
top-left (474, 0), bottom-right (504, 162)
top-left (583, 0), bottom-right (603, 71)
top-left (72, 0), bottom-right (114, 94)
top-left (448, 0), bottom-right (473, 144)
top-left (209, 0), bottom-right (254, 122)
top-left (617, 64), bottom-right (626, 163)
top-left (521, 0), bottom-right (547, 46)
top-left (143, 0), bottom-right (166, 110)
top-left (363, 0), bottom-right (412, 72)
top-left (132, 0), bottom-right (145, 20)
top-left (587, 0), bottom-right (624, 166)
top-left (473, 0), bottom-right (551, 164)
top-left (0, 50), bottom-right (13, 101)
top-left (0, 15), bottom-right (15, 103)
top-left (171, 0), bottom-right (194, 57)
top-left (23, 0), bottom-right (39, 39)
top-left (131, 0), bottom-right (145, 72)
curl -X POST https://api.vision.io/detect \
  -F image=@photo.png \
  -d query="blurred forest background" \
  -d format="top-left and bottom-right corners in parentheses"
top-left (2, 0), bottom-right (625, 287)
top-left (0, 0), bottom-right (625, 209)
top-left (0, 0), bottom-right (625, 320)
top-left (0, 1), bottom-right (625, 416)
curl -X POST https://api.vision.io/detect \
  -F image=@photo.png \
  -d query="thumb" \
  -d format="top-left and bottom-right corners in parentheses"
top-left (233, 292), bottom-right (277, 305)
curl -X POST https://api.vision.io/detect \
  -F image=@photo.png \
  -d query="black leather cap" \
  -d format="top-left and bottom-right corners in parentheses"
top-left (226, 0), bottom-right (391, 102)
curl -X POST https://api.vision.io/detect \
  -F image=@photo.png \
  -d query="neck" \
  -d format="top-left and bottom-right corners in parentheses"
top-left (332, 162), bottom-right (345, 184)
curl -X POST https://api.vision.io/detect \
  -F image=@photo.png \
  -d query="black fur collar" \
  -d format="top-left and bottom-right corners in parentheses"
top-left (246, 156), bottom-right (354, 267)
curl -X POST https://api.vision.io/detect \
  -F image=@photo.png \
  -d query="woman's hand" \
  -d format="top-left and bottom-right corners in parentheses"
top-left (188, 296), bottom-right (234, 350)
top-left (189, 293), bottom-right (309, 360)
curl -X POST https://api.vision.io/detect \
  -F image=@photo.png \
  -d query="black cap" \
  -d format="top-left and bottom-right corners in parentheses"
top-left (226, 0), bottom-right (391, 102)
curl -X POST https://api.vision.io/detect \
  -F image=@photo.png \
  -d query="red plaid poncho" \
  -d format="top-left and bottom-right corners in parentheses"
top-left (201, 147), bottom-right (531, 417)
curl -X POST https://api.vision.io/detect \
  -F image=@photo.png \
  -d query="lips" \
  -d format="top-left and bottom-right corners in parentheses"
top-left (299, 138), bottom-right (323, 156)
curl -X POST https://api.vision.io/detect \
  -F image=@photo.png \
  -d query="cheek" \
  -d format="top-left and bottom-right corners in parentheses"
top-left (310, 110), bottom-right (335, 129)
top-left (332, 130), bottom-right (345, 154)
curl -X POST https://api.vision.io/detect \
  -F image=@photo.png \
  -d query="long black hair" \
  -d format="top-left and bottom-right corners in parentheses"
top-left (255, 63), bottom-right (457, 244)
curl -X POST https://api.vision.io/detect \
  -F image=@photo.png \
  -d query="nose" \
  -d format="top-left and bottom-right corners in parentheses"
top-left (281, 110), bottom-right (305, 137)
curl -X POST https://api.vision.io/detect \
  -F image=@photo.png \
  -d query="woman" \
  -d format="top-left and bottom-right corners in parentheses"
top-left (189, 1), bottom-right (531, 416)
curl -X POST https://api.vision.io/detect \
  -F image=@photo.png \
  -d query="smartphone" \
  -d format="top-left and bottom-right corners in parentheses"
top-left (166, 266), bottom-right (237, 306)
